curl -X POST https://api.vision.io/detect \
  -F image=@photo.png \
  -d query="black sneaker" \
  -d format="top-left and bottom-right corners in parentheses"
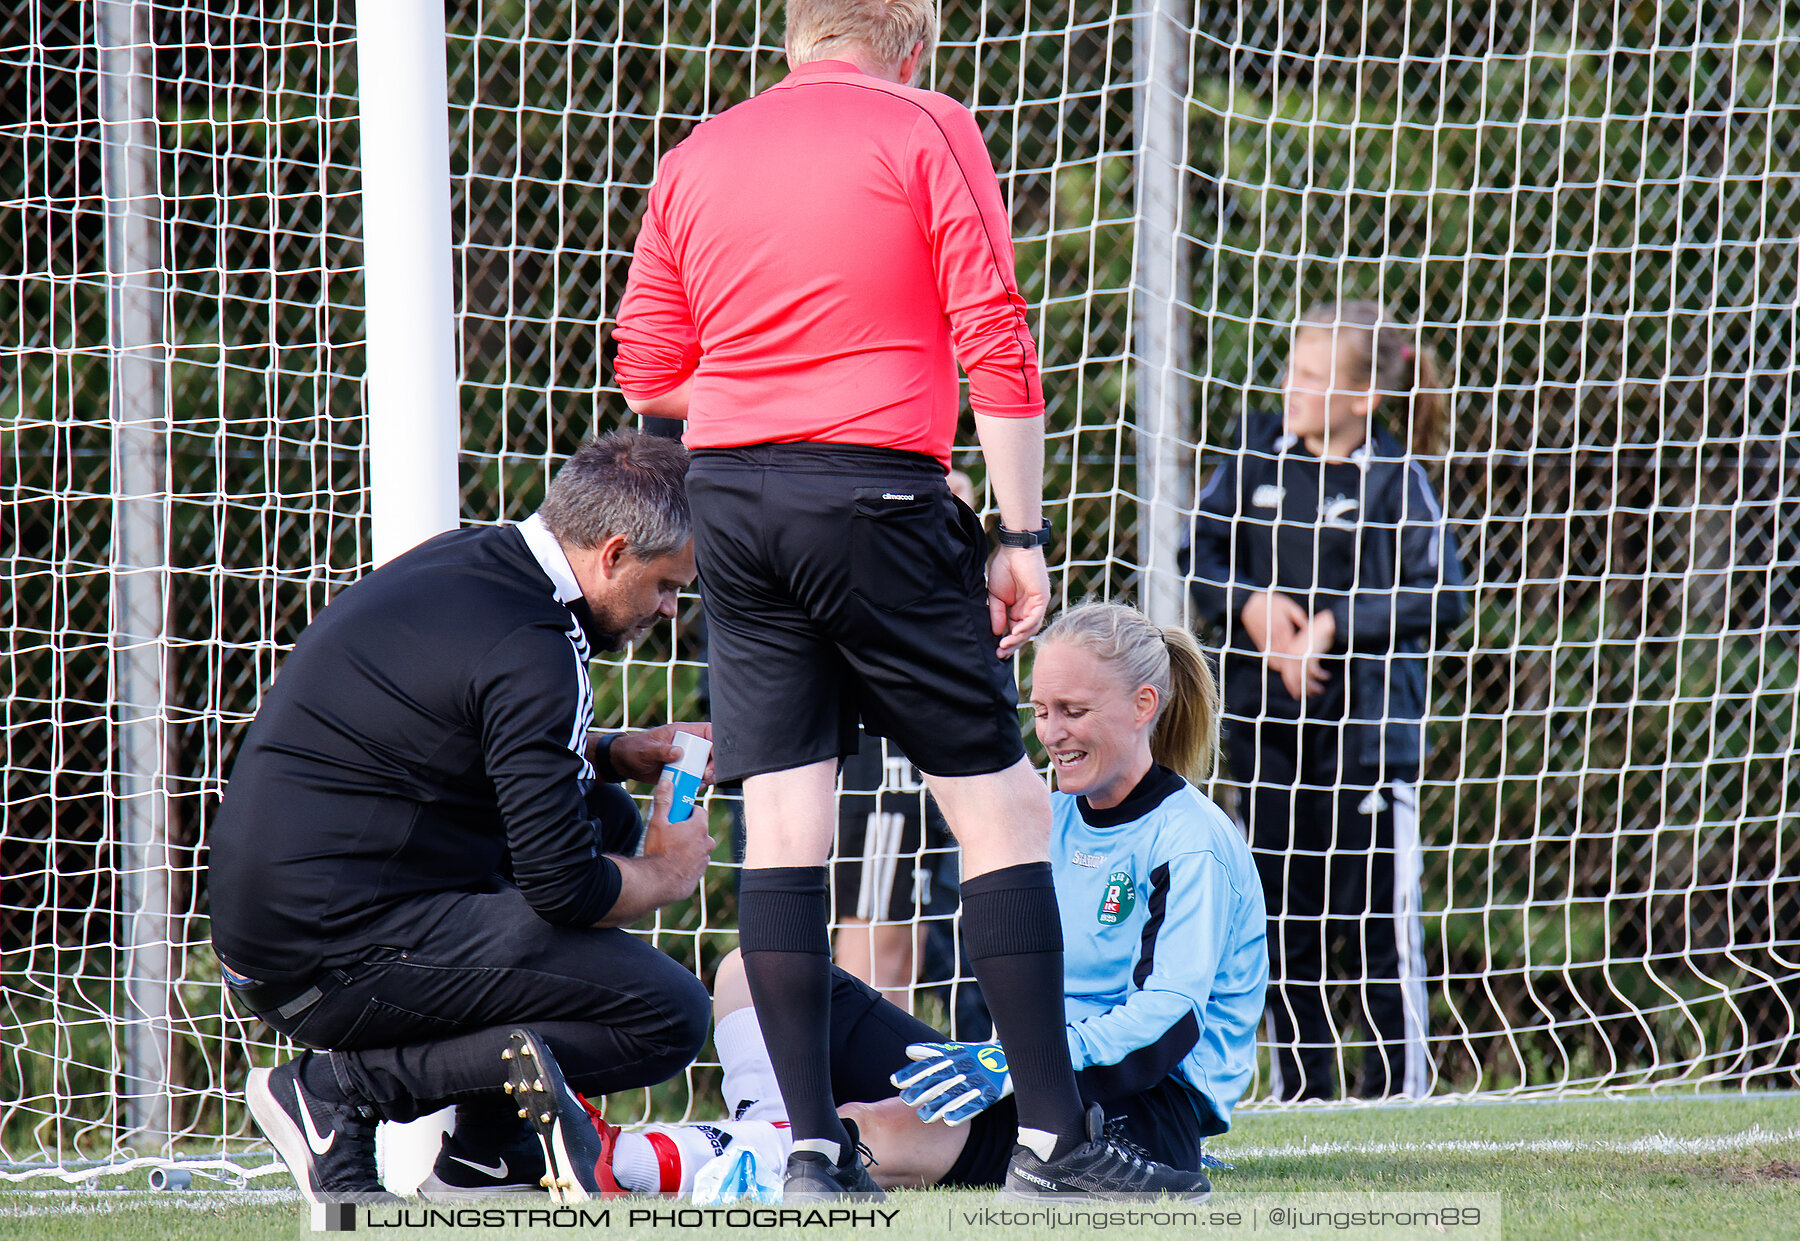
top-left (783, 1119), bottom-right (884, 1202)
top-left (1002, 1104), bottom-right (1211, 1201)
top-left (417, 1123), bottom-right (550, 1198)
top-left (503, 1028), bottom-right (623, 1204)
top-left (246, 1056), bottom-right (395, 1204)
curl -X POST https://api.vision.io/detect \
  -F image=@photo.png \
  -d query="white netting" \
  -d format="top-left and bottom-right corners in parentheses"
top-left (3, 0), bottom-right (1797, 1177)
top-left (5, 0), bottom-right (367, 1173)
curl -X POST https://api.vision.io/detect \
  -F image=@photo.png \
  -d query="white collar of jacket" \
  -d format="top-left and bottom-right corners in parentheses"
top-left (517, 512), bottom-right (583, 605)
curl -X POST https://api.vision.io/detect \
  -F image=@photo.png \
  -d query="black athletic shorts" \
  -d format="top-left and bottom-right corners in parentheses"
top-left (833, 731), bottom-right (958, 923)
top-left (688, 444), bottom-right (1026, 784)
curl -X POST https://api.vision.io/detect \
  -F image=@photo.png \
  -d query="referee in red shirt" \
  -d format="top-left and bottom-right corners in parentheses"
top-left (615, 0), bottom-right (1207, 1200)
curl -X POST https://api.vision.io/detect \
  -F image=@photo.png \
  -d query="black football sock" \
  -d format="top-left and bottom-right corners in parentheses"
top-left (737, 866), bottom-right (850, 1156)
top-left (298, 1050), bottom-right (353, 1105)
top-left (961, 862), bottom-right (1086, 1158)
top-left (453, 1091), bottom-right (534, 1144)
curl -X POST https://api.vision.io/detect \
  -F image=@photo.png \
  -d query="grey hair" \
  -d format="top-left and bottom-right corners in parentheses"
top-left (537, 429), bottom-right (690, 559)
top-left (785, 0), bottom-right (938, 71)
top-left (1037, 601), bottom-right (1221, 784)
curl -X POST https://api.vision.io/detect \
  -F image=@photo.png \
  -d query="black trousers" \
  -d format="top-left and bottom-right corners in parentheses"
top-left (249, 884), bottom-right (711, 1124)
top-left (1229, 716), bottom-right (1427, 1100)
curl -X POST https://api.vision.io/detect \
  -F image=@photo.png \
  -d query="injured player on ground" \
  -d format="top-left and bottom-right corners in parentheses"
top-left (450, 604), bottom-right (1266, 1200)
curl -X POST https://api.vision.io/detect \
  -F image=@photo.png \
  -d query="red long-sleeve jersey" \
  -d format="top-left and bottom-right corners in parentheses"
top-left (611, 60), bottom-right (1045, 466)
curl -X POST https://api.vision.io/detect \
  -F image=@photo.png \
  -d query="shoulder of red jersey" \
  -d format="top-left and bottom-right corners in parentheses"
top-left (758, 68), bottom-right (979, 125)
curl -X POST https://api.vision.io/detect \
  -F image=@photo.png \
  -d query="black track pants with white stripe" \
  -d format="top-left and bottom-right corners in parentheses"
top-left (1229, 717), bottom-right (1429, 1101)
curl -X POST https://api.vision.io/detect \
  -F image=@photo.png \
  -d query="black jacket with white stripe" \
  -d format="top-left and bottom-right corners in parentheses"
top-left (1182, 413), bottom-right (1470, 774)
top-left (209, 525), bottom-right (634, 982)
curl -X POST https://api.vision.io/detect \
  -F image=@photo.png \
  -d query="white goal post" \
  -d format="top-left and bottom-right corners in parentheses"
top-left (3, 0), bottom-right (1797, 1180)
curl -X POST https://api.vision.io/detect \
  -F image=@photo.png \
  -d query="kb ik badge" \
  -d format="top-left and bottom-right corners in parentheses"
top-left (1097, 870), bottom-right (1136, 924)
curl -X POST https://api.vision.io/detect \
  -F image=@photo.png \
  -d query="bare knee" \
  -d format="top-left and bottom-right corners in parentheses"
top-left (835, 920), bottom-right (922, 999)
top-left (713, 947), bottom-right (752, 1020)
top-left (742, 764), bottom-right (838, 868)
top-left (834, 920), bottom-right (876, 987)
top-left (837, 1101), bottom-right (920, 1190)
top-left (838, 1097), bottom-right (966, 1190)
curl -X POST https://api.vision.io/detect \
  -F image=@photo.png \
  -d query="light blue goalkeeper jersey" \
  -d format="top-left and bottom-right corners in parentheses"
top-left (1053, 764), bottom-right (1269, 1133)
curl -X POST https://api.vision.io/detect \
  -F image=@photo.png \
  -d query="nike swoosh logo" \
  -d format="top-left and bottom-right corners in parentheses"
top-left (296, 1082), bottom-right (336, 1155)
top-left (449, 1154), bottom-right (510, 1179)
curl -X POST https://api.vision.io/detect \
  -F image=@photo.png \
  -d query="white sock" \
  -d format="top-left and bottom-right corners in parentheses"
top-left (715, 1007), bottom-right (789, 1125)
top-left (612, 1132), bottom-right (663, 1193)
top-left (1017, 1126), bottom-right (1060, 1163)
top-left (612, 1123), bottom-right (755, 1194)
top-left (791, 1137), bottom-right (841, 1163)
top-left (714, 1118), bottom-right (792, 1169)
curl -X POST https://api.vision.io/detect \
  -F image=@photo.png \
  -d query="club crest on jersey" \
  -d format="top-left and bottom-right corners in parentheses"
top-left (1097, 870), bottom-right (1136, 924)
top-left (1252, 483), bottom-right (1285, 508)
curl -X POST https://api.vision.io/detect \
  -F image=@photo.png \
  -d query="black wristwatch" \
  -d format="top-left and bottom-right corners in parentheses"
top-left (996, 520), bottom-right (1053, 549)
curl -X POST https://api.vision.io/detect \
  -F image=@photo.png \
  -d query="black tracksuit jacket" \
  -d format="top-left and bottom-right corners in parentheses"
top-left (208, 525), bottom-right (638, 983)
top-left (1183, 414), bottom-right (1471, 774)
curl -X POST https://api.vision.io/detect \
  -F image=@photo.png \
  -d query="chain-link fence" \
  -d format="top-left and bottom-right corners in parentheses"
top-left (3, 0), bottom-right (1797, 1172)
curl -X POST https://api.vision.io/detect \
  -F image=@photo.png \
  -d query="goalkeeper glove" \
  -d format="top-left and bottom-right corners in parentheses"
top-left (889, 1041), bottom-right (1014, 1125)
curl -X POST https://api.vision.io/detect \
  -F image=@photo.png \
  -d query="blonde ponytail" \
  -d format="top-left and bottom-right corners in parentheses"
top-left (1154, 625), bottom-right (1222, 784)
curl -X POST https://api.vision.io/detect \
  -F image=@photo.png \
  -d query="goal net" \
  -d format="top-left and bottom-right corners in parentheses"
top-left (4, 0), bottom-right (1797, 1177)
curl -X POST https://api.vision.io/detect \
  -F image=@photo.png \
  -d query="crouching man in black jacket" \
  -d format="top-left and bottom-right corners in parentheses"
top-left (210, 430), bottom-right (713, 1201)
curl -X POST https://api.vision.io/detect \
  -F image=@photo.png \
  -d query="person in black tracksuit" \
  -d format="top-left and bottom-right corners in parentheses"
top-left (1184, 301), bottom-right (1471, 1100)
top-left (210, 431), bottom-right (715, 1201)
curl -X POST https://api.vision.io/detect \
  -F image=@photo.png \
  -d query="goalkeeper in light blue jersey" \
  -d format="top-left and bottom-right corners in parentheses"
top-left (1027, 603), bottom-right (1270, 1155)
top-left (707, 602), bottom-right (1268, 1191)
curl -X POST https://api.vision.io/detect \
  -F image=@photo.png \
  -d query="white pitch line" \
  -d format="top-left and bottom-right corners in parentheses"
top-left (0, 1157), bottom-right (289, 1186)
top-left (1217, 1124), bottom-right (1800, 1160)
top-left (0, 1191), bottom-right (301, 1220)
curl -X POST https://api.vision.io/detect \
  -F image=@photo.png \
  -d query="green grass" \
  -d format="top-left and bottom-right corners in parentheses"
top-left (2, 1094), bottom-right (1798, 1240)
top-left (1217, 1093), bottom-right (1800, 1240)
